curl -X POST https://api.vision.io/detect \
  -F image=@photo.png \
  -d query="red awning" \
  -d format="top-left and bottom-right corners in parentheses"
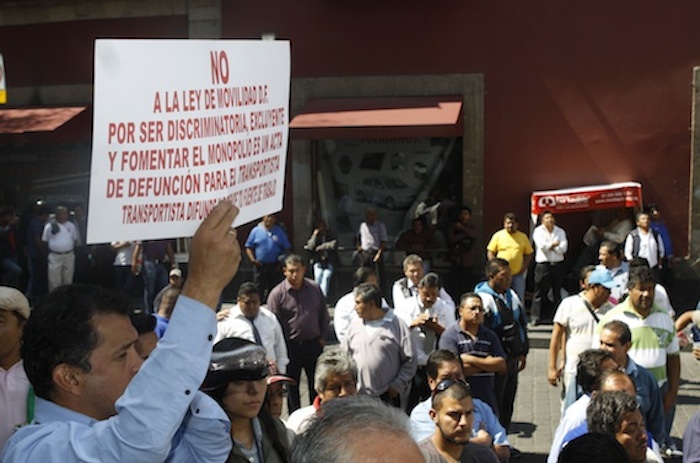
top-left (530, 182), bottom-right (643, 216)
top-left (289, 96), bottom-right (463, 139)
top-left (0, 107), bottom-right (86, 134)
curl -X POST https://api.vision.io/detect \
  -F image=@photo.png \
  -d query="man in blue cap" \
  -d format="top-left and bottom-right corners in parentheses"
top-left (547, 266), bottom-right (617, 411)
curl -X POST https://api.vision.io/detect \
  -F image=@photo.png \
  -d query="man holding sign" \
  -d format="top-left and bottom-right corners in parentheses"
top-left (1, 201), bottom-right (241, 463)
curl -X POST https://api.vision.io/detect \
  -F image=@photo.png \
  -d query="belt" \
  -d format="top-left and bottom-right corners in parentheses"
top-left (50, 250), bottom-right (73, 255)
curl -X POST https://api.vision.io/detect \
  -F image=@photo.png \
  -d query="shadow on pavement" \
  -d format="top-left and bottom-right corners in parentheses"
top-left (508, 421), bottom-right (537, 438)
top-left (516, 453), bottom-right (547, 463)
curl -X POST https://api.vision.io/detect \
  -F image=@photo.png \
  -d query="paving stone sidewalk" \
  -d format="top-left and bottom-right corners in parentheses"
top-left (510, 325), bottom-right (700, 463)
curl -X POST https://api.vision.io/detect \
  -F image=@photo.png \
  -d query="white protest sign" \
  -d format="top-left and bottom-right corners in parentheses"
top-left (87, 39), bottom-right (290, 244)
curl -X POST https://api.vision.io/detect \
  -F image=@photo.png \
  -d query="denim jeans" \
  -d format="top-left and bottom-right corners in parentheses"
top-left (313, 262), bottom-right (333, 297)
top-left (142, 259), bottom-right (168, 313)
top-left (511, 273), bottom-right (526, 307)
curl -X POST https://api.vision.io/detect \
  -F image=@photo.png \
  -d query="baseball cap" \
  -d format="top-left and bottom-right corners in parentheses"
top-left (202, 338), bottom-right (269, 391)
top-left (588, 268), bottom-right (618, 289)
top-left (266, 362), bottom-right (297, 386)
top-left (268, 374), bottom-right (297, 387)
top-left (169, 268), bottom-right (183, 278)
top-left (0, 287), bottom-right (31, 320)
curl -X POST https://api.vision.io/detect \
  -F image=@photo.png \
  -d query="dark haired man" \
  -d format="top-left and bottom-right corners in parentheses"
top-left (598, 320), bottom-right (664, 445)
top-left (215, 281), bottom-right (288, 373)
top-left (475, 258), bottom-right (529, 429)
top-left (531, 210), bottom-right (568, 326)
top-left (587, 391), bottom-right (649, 463)
top-left (1, 201), bottom-right (241, 462)
top-left (438, 293), bottom-right (506, 418)
top-left (547, 349), bottom-right (619, 463)
top-left (396, 272), bottom-right (456, 409)
top-left (548, 267), bottom-right (616, 408)
top-left (333, 266), bottom-right (389, 343)
top-left (41, 205), bottom-right (80, 292)
top-left (341, 282), bottom-right (416, 406)
top-left (419, 379), bottom-right (499, 463)
top-left (486, 212), bottom-right (533, 304)
top-left (597, 240), bottom-right (629, 303)
top-left (244, 214), bottom-right (291, 300)
top-left (596, 266), bottom-right (680, 456)
top-left (410, 349), bottom-right (511, 462)
top-left (268, 254), bottom-right (329, 412)
top-left (624, 212), bottom-right (664, 280)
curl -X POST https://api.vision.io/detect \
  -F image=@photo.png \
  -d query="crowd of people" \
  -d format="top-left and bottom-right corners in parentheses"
top-left (1, 200), bottom-right (700, 463)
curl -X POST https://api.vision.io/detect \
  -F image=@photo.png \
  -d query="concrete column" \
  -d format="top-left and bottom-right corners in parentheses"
top-left (187, 0), bottom-right (221, 39)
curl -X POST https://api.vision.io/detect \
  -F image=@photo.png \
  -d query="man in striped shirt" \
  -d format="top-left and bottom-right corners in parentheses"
top-left (596, 265), bottom-right (680, 453)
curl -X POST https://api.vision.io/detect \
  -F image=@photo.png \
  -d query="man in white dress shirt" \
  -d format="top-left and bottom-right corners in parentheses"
top-left (393, 254), bottom-right (455, 316)
top-left (395, 272), bottom-right (456, 410)
top-left (215, 281), bottom-right (289, 373)
top-left (531, 211), bottom-right (568, 326)
top-left (41, 206), bottom-right (81, 292)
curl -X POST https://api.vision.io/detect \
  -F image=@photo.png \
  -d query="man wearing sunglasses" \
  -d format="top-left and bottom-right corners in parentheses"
top-left (410, 350), bottom-right (511, 462)
top-left (420, 378), bottom-right (500, 463)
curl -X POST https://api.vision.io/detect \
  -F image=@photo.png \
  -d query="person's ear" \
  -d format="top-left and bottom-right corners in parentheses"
top-left (52, 363), bottom-right (83, 396)
top-left (429, 407), bottom-right (438, 423)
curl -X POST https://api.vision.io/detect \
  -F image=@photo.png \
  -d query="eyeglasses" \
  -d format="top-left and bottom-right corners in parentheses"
top-left (432, 378), bottom-right (470, 397)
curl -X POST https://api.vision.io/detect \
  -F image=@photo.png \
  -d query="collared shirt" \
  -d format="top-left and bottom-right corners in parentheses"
top-left (626, 357), bottom-right (665, 444)
top-left (358, 220), bottom-right (388, 251)
top-left (486, 229), bottom-right (534, 274)
top-left (244, 224), bottom-right (291, 264)
top-left (548, 394), bottom-right (590, 463)
top-left (0, 360), bottom-right (30, 449)
top-left (596, 298), bottom-right (679, 386)
top-left (438, 322), bottom-right (505, 414)
top-left (41, 221), bottom-right (80, 253)
top-left (1, 296), bottom-right (232, 463)
top-left (395, 296), bottom-right (456, 366)
top-left (215, 304), bottom-right (289, 373)
top-left (532, 224), bottom-right (568, 263)
top-left (392, 277), bottom-right (456, 316)
top-left (410, 396), bottom-right (510, 446)
top-left (341, 309), bottom-right (417, 396)
top-left (267, 278), bottom-right (329, 343)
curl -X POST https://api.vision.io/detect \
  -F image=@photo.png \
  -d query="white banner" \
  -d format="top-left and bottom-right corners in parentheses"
top-left (88, 39), bottom-right (290, 244)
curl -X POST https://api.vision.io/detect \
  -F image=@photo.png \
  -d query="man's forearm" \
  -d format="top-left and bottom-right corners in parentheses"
top-left (667, 354), bottom-right (681, 395)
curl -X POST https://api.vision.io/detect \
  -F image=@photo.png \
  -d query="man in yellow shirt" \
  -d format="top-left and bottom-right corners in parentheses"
top-left (486, 212), bottom-right (533, 305)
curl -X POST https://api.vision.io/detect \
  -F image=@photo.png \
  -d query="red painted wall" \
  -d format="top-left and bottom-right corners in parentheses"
top-left (221, 1), bottom-right (696, 254)
top-left (0, 16), bottom-right (189, 86)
